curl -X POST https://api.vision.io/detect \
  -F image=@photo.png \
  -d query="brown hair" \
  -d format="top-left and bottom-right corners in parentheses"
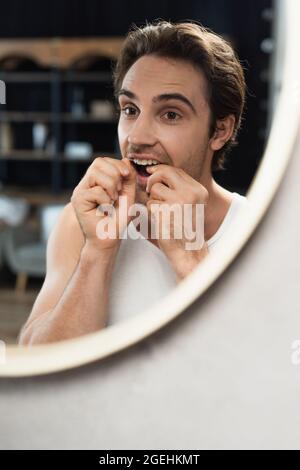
top-left (112, 20), bottom-right (246, 171)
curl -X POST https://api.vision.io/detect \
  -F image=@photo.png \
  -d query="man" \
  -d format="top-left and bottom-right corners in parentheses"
top-left (19, 20), bottom-right (248, 345)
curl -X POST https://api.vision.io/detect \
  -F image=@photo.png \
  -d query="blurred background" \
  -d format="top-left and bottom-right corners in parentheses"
top-left (0, 0), bottom-right (277, 343)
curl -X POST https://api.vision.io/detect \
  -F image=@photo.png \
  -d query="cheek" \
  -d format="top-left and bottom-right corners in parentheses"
top-left (117, 122), bottom-right (127, 147)
top-left (160, 125), bottom-right (197, 164)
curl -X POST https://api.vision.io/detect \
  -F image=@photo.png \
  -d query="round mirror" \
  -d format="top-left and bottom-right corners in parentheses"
top-left (0, 0), bottom-right (299, 376)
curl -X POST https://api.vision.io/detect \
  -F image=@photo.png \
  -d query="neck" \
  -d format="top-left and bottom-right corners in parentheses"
top-left (201, 177), bottom-right (233, 241)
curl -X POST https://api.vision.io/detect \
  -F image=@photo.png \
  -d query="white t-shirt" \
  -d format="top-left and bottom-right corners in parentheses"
top-left (206, 191), bottom-right (250, 252)
top-left (107, 191), bottom-right (249, 325)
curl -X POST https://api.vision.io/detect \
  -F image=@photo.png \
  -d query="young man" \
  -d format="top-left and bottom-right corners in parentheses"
top-left (19, 20), bottom-right (248, 345)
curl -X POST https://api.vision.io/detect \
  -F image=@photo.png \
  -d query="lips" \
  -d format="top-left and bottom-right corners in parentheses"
top-left (127, 154), bottom-right (163, 164)
top-left (126, 154), bottom-right (161, 178)
top-left (130, 160), bottom-right (152, 177)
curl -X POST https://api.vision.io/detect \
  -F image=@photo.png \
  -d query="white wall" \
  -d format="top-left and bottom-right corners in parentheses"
top-left (0, 124), bottom-right (300, 449)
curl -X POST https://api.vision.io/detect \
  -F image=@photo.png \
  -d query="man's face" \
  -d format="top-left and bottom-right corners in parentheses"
top-left (117, 54), bottom-right (213, 205)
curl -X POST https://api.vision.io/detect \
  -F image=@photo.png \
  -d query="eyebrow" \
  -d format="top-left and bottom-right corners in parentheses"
top-left (117, 88), bottom-right (197, 115)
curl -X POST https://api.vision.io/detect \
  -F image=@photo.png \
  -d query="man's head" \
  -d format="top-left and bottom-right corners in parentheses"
top-left (113, 20), bottom-right (246, 204)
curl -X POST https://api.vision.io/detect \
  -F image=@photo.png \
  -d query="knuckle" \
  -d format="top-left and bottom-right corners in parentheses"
top-left (106, 179), bottom-right (116, 192)
top-left (71, 188), bottom-right (79, 202)
top-left (151, 184), bottom-right (160, 196)
top-left (177, 196), bottom-right (186, 206)
top-left (111, 169), bottom-right (121, 183)
top-left (90, 157), bottom-right (101, 169)
top-left (120, 160), bottom-right (129, 171)
top-left (86, 166), bottom-right (95, 178)
top-left (92, 157), bottom-right (106, 170)
top-left (97, 187), bottom-right (110, 201)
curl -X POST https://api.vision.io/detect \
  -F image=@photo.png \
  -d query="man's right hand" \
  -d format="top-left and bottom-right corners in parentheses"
top-left (71, 156), bottom-right (137, 251)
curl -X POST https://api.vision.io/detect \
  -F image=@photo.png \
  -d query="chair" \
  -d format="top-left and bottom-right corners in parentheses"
top-left (4, 204), bottom-right (65, 293)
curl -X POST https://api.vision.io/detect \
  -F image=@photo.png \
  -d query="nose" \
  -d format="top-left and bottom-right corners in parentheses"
top-left (127, 113), bottom-right (157, 147)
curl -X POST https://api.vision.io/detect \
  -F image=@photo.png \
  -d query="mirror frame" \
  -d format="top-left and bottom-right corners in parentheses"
top-left (1, 0), bottom-right (300, 377)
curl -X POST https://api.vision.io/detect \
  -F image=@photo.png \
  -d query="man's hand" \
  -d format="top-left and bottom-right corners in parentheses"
top-left (71, 156), bottom-right (137, 252)
top-left (146, 164), bottom-right (209, 280)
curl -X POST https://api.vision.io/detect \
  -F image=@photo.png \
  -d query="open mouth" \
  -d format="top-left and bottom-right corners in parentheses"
top-left (130, 160), bottom-right (159, 177)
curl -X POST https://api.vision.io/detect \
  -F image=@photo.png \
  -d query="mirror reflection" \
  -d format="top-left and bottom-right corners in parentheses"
top-left (0, 0), bottom-right (276, 345)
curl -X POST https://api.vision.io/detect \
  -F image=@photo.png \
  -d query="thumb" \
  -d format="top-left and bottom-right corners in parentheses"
top-left (122, 157), bottom-right (136, 180)
top-left (116, 157), bottom-right (137, 230)
top-left (121, 157), bottom-right (137, 195)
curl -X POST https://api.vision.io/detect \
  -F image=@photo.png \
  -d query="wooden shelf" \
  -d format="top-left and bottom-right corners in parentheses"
top-left (0, 150), bottom-right (53, 160)
top-left (0, 111), bottom-right (118, 123)
top-left (0, 72), bottom-right (54, 83)
top-left (0, 71), bottom-right (113, 83)
top-left (0, 37), bottom-right (122, 191)
top-left (0, 38), bottom-right (124, 68)
top-left (61, 113), bottom-right (117, 123)
top-left (0, 112), bottom-right (55, 122)
top-left (0, 150), bottom-right (116, 161)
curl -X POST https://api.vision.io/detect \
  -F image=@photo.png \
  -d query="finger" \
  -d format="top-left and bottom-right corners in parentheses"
top-left (72, 186), bottom-right (113, 213)
top-left (79, 157), bottom-right (129, 194)
top-left (84, 158), bottom-right (124, 200)
top-left (148, 182), bottom-right (173, 201)
top-left (85, 186), bottom-right (113, 204)
top-left (146, 198), bottom-right (162, 219)
top-left (100, 156), bottom-right (136, 182)
top-left (102, 157), bottom-right (137, 187)
top-left (89, 171), bottom-right (121, 201)
top-left (146, 199), bottom-right (165, 237)
top-left (146, 198), bottom-right (163, 207)
top-left (92, 157), bottom-right (125, 190)
top-left (121, 157), bottom-right (138, 183)
top-left (101, 157), bottom-right (137, 194)
top-left (146, 165), bottom-right (181, 193)
top-left (101, 156), bottom-right (131, 178)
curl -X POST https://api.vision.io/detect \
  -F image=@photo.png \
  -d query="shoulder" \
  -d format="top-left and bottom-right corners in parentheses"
top-left (46, 202), bottom-right (85, 274)
top-left (207, 191), bottom-right (251, 249)
top-left (231, 192), bottom-right (253, 212)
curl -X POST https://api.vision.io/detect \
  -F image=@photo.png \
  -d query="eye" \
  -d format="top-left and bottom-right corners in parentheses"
top-left (163, 111), bottom-right (182, 121)
top-left (120, 105), bottom-right (138, 117)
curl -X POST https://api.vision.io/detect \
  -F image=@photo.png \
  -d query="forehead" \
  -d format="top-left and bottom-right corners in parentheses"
top-left (120, 55), bottom-right (209, 108)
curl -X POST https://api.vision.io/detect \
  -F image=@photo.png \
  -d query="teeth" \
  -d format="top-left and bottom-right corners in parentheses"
top-left (133, 158), bottom-right (159, 166)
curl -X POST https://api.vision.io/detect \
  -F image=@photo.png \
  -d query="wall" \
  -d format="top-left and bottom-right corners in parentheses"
top-left (0, 124), bottom-right (299, 450)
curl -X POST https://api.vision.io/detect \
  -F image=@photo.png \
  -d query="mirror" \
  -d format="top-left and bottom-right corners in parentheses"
top-left (0, 0), bottom-right (299, 375)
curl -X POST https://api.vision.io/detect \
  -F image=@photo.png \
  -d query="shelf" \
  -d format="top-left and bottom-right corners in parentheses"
top-left (0, 37), bottom-right (123, 192)
top-left (0, 112), bottom-right (55, 122)
top-left (61, 113), bottom-right (117, 123)
top-left (0, 72), bottom-right (55, 83)
top-left (0, 71), bottom-right (113, 83)
top-left (0, 111), bottom-right (118, 123)
top-left (0, 150), bottom-right (117, 161)
top-left (0, 150), bottom-right (53, 160)
top-left (63, 72), bottom-right (113, 82)
top-left (0, 38), bottom-right (124, 68)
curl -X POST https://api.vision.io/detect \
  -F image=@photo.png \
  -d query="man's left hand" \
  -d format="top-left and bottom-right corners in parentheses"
top-left (146, 164), bottom-right (209, 281)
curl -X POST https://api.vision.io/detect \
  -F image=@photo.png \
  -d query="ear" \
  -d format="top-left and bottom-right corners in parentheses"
top-left (209, 114), bottom-right (236, 152)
